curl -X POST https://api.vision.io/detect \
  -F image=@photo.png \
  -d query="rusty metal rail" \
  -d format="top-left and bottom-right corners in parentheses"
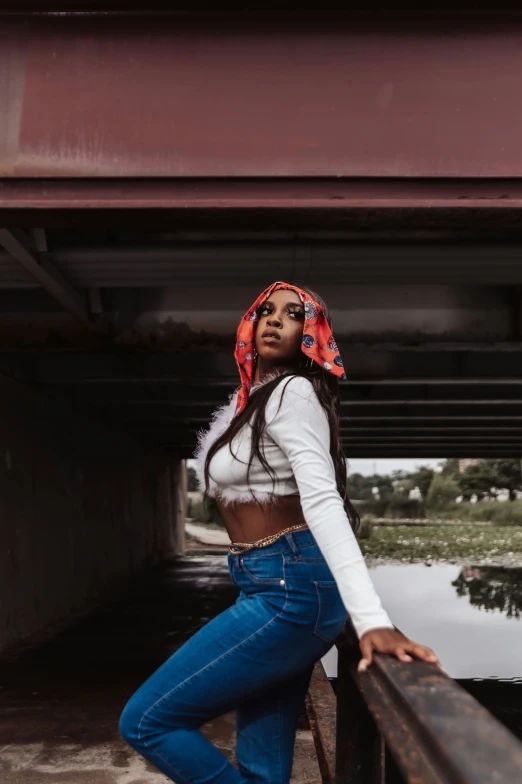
top-left (306, 630), bottom-right (522, 784)
top-left (306, 661), bottom-right (338, 784)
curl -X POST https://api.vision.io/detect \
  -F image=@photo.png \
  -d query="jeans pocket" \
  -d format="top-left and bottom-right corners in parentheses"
top-left (239, 554), bottom-right (285, 585)
top-left (313, 581), bottom-right (348, 643)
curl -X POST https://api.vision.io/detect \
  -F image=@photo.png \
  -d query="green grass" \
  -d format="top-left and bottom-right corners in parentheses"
top-left (359, 524), bottom-right (522, 563)
top-left (433, 500), bottom-right (522, 526)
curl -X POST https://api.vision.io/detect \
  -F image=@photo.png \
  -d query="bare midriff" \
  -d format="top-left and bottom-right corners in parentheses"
top-left (217, 496), bottom-right (306, 545)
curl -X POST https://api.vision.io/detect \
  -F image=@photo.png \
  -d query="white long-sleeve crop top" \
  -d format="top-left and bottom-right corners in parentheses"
top-left (193, 374), bottom-right (394, 639)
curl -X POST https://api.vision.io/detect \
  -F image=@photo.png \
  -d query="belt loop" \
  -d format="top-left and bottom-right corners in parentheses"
top-left (285, 533), bottom-right (301, 558)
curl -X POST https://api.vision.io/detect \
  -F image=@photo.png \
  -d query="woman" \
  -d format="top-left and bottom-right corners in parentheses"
top-left (119, 281), bottom-right (439, 784)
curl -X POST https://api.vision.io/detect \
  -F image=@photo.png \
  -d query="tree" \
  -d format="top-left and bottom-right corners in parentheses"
top-left (393, 477), bottom-right (415, 494)
top-left (346, 472), bottom-right (370, 500)
top-left (389, 469), bottom-right (411, 483)
top-left (187, 465), bottom-right (199, 492)
top-left (457, 461), bottom-right (502, 501)
top-left (409, 465), bottom-right (435, 500)
top-left (347, 472), bottom-right (393, 501)
top-left (374, 474), bottom-right (394, 500)
top-left (426, 473), bottom-right (460, 511)
top-left (452, 567), bottom-right (522, 619)
top-left (488, 458), bottom-right (522, 501)
top-left (438, 458), bottom-right (460, 478)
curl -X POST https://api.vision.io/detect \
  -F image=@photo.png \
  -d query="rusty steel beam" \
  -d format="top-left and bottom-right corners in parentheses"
top-left (306, 661), bottom-right (338, 784)
top-left (0, 229), bottom-right (107, 334)
top-left (335, 639), bottom-right (522, 784)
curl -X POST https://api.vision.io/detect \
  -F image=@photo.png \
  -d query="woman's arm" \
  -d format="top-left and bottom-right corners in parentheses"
top-left (266, 376), bottom-right (439, 667)
top-left (265, 376), bottom-right (394, 638)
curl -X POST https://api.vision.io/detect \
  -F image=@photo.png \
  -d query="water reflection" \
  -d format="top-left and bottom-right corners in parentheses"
top-left (452, 567), bottom-right (522, 620)
top-left (368, 563), bottom-right (521, 680)
top-left (321, 563), bottom-right (522, 742)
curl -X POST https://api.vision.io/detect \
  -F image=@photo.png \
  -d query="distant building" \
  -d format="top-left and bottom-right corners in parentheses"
top-left (459, 458), bottom-right (481, 473)
top-left (408, 486), bottom-right (423, 501)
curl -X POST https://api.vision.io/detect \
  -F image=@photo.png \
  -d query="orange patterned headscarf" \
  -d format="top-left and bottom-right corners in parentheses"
top-left (234, 281), bottom-right (346, 416)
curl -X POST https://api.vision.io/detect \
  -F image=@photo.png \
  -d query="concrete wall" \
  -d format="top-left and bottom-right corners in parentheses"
top-left (0, 373), bottom-right (185, 653)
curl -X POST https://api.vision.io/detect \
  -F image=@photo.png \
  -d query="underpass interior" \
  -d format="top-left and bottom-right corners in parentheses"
top-left (3, 220), bottom-right (522, 646)
top-left (1, 215), bottom-right (522, 781)
top-left (4, 227), bottom-right (522, 461)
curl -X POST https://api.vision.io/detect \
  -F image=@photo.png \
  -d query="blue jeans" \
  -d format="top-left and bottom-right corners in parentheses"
top-left (119, 529), bottom-right (348, 784)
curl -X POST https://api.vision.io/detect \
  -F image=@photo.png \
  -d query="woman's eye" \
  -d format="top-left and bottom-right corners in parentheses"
top-left (288, 310), bottom-right (304, 320)
top-left (259, 306), bottom-right (272, 316)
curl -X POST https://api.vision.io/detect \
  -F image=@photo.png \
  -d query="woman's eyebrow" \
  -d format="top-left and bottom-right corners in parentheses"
top-left (260, 299), bottom-right (303, 310)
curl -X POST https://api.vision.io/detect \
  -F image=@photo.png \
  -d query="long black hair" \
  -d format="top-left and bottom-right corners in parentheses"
top-left (204, 285), bottom-right (360, 533)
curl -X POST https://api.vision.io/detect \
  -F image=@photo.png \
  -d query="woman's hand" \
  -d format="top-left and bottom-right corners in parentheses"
top-left (358, 627), bottom-right (439, 672)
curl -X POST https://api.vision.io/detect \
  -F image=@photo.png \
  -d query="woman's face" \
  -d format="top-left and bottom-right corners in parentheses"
top-left (254, 289), bottom-right (305, 365)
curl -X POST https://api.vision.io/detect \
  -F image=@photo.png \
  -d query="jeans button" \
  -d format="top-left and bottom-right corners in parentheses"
top-left (280, 580), bottom-right (285, 586)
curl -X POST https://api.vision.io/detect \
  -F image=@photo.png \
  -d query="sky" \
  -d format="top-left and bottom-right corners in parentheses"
top-left (346, 458), bottom-right (444, 477)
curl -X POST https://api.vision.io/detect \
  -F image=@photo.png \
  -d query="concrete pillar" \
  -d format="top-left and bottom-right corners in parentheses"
top-left (159, 458), bottom-right (187, 557)
top-left (173, 459), bottom-right (187, 555)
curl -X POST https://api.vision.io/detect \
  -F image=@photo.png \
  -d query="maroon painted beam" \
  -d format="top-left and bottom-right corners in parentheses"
top-left (3, 178), bottom-right (522, 211)
top-left (4, 16), bottom-right (522, 180)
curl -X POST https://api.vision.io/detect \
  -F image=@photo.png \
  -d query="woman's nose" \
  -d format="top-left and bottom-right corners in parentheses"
top-left (267, 314), bottom-right (282, 327)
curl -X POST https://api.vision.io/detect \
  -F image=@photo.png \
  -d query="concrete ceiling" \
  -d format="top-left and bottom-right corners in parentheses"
top-left (1, 227), bottom-right (522, 459)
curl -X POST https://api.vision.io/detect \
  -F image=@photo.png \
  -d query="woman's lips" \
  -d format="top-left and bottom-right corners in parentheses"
top-left (261, 330), bottom-right (280, 341)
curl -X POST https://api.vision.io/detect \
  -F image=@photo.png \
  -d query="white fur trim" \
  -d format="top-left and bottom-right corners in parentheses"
top-left (192, 368), bottom-right (288, 500)
top-left (214, 487), bottom-right (285, 506)
top-left (193, 391), bottom-right (238, 489)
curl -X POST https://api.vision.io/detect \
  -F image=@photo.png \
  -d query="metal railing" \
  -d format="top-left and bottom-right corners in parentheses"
top-left (306, 627), bottom-right (522, 784)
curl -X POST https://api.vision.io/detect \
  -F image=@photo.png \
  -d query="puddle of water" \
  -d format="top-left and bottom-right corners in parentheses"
top-left (369, 564), bottom-right (521, 679)
top-left (323, 564), bottom-right (522, 680)
top-left (322, 564), bottom-right (522, 740)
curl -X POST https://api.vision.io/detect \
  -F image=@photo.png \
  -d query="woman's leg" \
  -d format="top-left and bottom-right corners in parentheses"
top-left (119, 534), bottom-right (346, 784)
top-left (235, 664), bottom-right (314, 784)
top-left (119, 586), bottom-right (329, 783)
top-left (119, 595), bottom-right (260, 784)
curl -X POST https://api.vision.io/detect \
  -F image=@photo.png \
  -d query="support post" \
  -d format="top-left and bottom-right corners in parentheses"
top-left (336, 644), bottom-right (383, 784)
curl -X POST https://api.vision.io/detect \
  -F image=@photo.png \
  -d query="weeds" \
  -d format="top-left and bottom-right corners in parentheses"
top-left (360, 524), bottom-right (522, 563)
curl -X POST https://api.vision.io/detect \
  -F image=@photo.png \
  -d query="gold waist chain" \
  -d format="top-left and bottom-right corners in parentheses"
top-left (228, 523), bottom-right (309, 555)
